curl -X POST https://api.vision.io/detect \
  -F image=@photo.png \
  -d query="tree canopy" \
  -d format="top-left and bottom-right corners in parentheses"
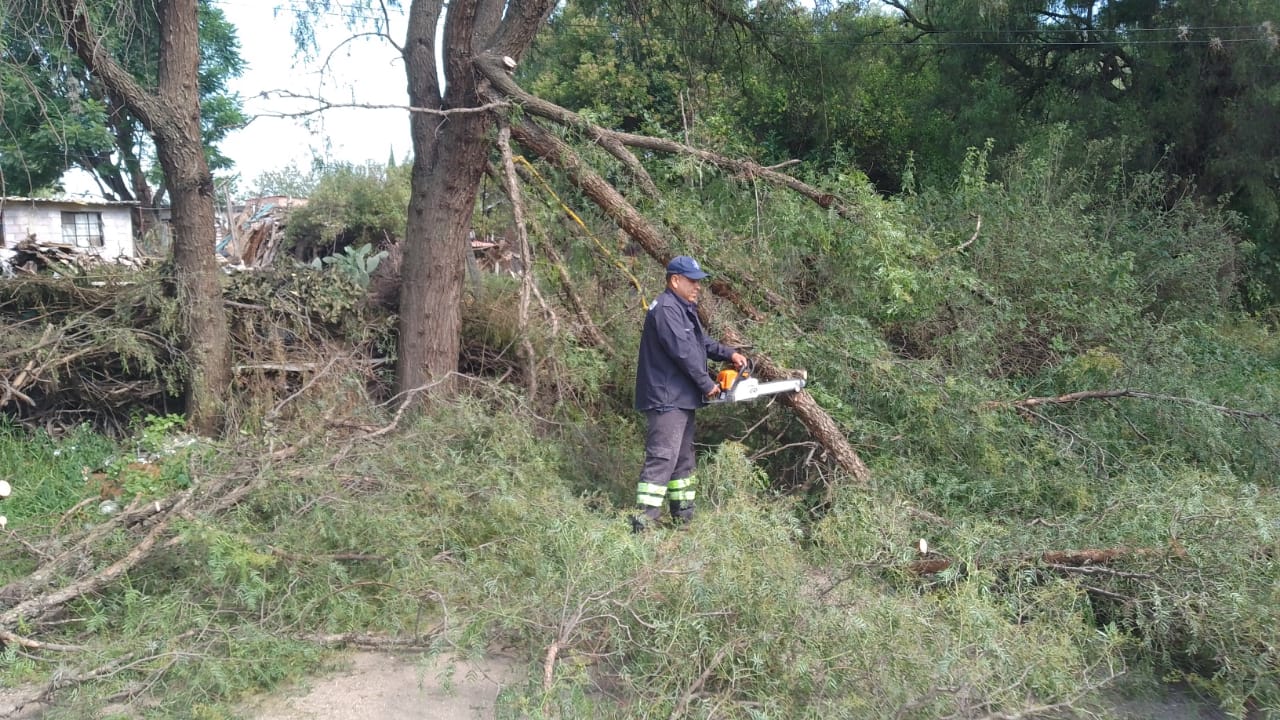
top-left (524, 0), bottom-right (1280, 301)
top-left (0, 0), bottom-right (245, 201)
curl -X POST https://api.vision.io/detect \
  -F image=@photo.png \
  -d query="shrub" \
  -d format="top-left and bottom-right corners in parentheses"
top-left (283, 162), bottom-right (410, 262)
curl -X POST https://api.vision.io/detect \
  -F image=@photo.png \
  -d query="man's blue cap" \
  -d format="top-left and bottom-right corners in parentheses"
top-left (666, 255), bottom-right (710, 280)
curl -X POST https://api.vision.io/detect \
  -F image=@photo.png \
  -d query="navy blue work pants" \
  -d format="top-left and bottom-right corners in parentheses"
top-left (635, 409), bottom-right (697, 522)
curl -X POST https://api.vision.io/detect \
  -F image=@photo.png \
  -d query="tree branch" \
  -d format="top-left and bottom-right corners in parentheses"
top-left (477, 54), bottom-right (660, 198)
top-left (487, 1), bottom-right (557, 60)
top-left (497, 123), bottom-right (540, 397)
top-left (981, 389), bottom-right (1278, 424)
top-left (0, 628), bottom-right (83, 652)
top-left (507, 117), bottom-right (871, 483)
top-left (479, 54), bottom-right (856, 216)
top-left (0, 493), bottom-right (188, 629)
top-left (504, 162), bottom-right (617, 357)
top-left (909, 545), bottom-right (1177, 576)
top-left (249, 89), bottom-right (509, 120)
top-left (56, 0), bottom-right (167, 136)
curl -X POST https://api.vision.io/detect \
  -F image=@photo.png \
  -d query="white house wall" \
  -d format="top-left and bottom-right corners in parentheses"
top-left (0, 199), bottom-right (136, 270)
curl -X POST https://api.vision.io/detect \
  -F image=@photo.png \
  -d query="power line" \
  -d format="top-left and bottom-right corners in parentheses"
top-left (204, 0), bottom-right (1275, 42)
top-left (755, 25), bottom-right (1270, 36)
top-left (792, 37), bottom-right (1272, 47)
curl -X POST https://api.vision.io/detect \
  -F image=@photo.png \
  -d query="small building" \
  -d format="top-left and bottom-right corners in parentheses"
top-left (0, 196), bottom-right (137, 272)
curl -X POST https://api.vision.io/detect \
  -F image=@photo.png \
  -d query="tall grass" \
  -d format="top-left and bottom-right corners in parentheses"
top-left (3, 131), bottom-right (1278, 718)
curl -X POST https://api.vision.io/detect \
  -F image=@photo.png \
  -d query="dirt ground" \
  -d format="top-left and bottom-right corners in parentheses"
top-left (238, 651), bottom-right (521, 720)
top-left (236, 655), bottom-right (1231, 720)
top-left (2, 651), bottom-right (1234, 719)
top-left (0, 652), bottom-right (520, 720)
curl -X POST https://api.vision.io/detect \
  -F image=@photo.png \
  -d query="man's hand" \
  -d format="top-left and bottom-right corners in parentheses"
top-left (705, 385), bottom-right (721, 399)
top-left (730, 352), bottom-right (748, 370)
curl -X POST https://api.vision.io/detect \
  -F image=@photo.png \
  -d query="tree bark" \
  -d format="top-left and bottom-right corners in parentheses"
top-left (58, 0), bottom-right (230, 434)
top-left (476, 56), bottom-right (853, 219)
top-left (395, 0), bottom-right (556, 405)
top-left (397, 0), bottom-right (486, 399)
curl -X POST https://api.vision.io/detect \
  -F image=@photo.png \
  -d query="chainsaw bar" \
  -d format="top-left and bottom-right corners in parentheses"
top-left (707, 376), bottom-right (806, 404)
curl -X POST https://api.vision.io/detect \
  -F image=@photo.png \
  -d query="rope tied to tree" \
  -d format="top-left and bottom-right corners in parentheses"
top-left (513, 155), bottom-right (647, 311)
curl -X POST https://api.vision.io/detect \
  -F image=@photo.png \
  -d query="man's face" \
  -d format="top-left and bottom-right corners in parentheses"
top-left (669, 274), bottom-right (702, 303)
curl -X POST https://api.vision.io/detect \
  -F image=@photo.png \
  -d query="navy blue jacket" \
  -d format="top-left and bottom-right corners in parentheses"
top-left (635, 289), bottom-right (737, 411)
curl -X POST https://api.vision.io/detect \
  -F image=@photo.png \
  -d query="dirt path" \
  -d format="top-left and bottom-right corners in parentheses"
top-left (0, 652), bottom-right (519, 720)
top-left (4, 651), bottom-right (1233, 719)
top-left (237, 651), bottom-right (520, 720)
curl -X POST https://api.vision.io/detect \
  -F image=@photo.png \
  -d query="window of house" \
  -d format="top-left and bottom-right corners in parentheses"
top-left (61, 211), bottom-right (105, 248)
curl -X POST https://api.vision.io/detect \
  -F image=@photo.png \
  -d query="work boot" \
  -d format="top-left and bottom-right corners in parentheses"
top-left (630, 507), bottom-right (662, 534)
top-left (630, 514), bottom-right (648, 534)
top-left (669, 499), bottom-right (695, 528)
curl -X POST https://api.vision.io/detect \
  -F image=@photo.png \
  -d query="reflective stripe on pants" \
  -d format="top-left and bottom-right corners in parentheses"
top-left (667, 475), bottom-right (696, 502)
top-left (636, 408), bottom-right (696, 518)
top-left (636, 482), bottom-right (667, 507)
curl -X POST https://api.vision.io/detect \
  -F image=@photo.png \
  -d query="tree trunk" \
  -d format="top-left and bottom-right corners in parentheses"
top-left (156, 142), bottom-right (229, 433)
top-left (397, 0), bottom-right (485, 400)
top-left (153, 0), bottom-right (230, 434)
top-left (58, 0), bottom-right (231, 434)
top-left (394, 0), bottom-right (556, 404)
top-left (398, 115), bottom-right (493, 397)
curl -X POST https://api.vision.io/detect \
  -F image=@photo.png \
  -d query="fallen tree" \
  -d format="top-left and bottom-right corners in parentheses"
top-left (493, 101), bottom-right (871, 483)
top-left (981, 388), bottom-right (1279, 425)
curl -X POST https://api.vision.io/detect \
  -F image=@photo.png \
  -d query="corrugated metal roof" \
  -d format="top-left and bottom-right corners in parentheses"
top-left (0, 195), bottom-right (139, 207)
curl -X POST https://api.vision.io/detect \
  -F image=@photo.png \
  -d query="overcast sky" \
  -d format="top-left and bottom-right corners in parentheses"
top-left (56, 1), bottom-right (412, 199)
top-left (216, 0), bottom-right (413, 189)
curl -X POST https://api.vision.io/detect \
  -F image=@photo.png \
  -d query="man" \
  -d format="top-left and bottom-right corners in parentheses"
top-left (632, 255), bottom-right (747, 532)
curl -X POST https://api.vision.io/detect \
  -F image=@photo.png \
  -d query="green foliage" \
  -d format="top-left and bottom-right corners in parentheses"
top-left (133, 413), bottom-right (187, 455)
top-left (879, 0), bottom-right (1280, 302)
top-left (194, 2), bottom-right (248, 171)
top-left (0, 269), bottom-right (190, 427)
top-left (284, 161), bottom-right (410, 260)
top-left (883, 129), bottom-right (1244, 376)
top-left (0, 421), bottom-right (116, 538)
top-left (3, 359), bottom-right (1277, 718)
top-left (0, 57), bottom-right (114, 193)
top-left (527, 2), bottom-right (719, 138)
top-left (309, 243), bottom-right (388, 289)
top-left (0, 0), bottom-right (246, 197)
top-left (527, 2), bottom-right (943, 190)
top-left (433, 430), bottom-right (1124, 719)
top-left (4, 5), bottom-right (1280, 717)
top-left (531, 0), bottom-right (1280, 302)
top-left (226, 263), bottom-right (374, 330)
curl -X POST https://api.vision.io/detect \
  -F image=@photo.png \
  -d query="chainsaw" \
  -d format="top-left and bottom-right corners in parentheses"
top-left (706, 358), bottom-right (806, 404)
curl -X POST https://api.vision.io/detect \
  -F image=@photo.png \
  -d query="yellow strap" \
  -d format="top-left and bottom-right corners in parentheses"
top-left (514, 155), bottom-right (647, 311)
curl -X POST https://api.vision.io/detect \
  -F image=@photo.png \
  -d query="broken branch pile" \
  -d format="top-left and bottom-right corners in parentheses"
top-left (0, 271), bottom-right (183, 429)
top-left (7, 237), bottom-right (147, 276)
top-left (1, 264), bottom-right (390, 431)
